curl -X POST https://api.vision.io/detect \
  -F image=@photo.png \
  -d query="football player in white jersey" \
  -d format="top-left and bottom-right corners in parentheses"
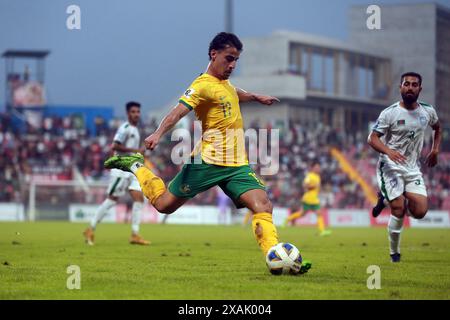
top-left (83, 102), bottom-right (150, 245)
top-left (368, 72), bottom-right (442, 262)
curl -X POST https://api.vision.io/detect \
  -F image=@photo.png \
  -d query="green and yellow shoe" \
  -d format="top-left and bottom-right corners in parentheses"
top-left (104, 153), bottom-right (144, 172)
top-left (299, 260), bottom-right (312, 275)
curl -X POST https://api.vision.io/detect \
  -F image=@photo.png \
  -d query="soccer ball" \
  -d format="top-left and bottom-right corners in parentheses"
top-left (266, 243), bottom-right (302, 275)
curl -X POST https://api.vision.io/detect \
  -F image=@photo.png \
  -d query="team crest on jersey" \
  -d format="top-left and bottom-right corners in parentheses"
top-left (390, 178), bottom-right (398, 189)
top-left (397, 120), bottom-right (406, 126)
top-left (419, 116), bottom-right (427, 126)
top-left (184, 88), bottom-right (195, 98)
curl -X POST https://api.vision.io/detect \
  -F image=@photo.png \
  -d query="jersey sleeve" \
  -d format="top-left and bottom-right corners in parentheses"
top-left (372, 110), bottom-right (390, 136)
top-left (179, 80), bottom-right (206, 111)
top-left (113, 125), bottom-right (127, 144)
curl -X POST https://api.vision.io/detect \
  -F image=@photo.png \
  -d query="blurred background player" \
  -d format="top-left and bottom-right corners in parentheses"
top-left (284, 162), bottom-right (331, 236)
top-left (104, 32), bottom-right (311, 273)
top-left (83, 102), bottom-right (150, 246)
top-left (368, 72), bottom-right (441, 262)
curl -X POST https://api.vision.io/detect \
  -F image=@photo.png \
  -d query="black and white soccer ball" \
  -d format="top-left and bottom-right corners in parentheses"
top-left (266, 243), bottom-right (303, 275)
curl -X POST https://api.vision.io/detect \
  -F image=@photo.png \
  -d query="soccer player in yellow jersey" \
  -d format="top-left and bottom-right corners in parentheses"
top-left (104, 32), bottom-right (311, 274)
top-left (284, 162), bottom-right (331, 236)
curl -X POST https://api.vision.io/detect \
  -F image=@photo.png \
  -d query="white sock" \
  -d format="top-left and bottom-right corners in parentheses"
top-left (388, 215), bottom-right (404, 255)
top-left (130, 162), bottom-right (144, 174)
top-left (131, 202), bottom-right (144, 234)
top-left (91, 198), bottom-right (116, 229)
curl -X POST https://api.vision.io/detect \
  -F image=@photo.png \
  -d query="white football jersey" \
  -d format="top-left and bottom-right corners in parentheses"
top-left (113, 121), bottom-right (140, 156)
top-left (372, 101), bottom-right (439, 170)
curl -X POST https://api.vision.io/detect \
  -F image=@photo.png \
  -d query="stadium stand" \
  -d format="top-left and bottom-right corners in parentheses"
top-left (0, 111), bottom-right (448, 210)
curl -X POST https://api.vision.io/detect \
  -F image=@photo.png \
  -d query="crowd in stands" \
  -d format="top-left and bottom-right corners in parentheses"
top-left (1, 111), bottom-right (449, 211)
top-left (261, 121), bottom-right (370, 210)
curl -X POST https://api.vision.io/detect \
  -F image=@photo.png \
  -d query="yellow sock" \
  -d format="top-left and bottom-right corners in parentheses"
top-left (317, 215), bottom-right (325, 233)
top-left (135, 167), bottom-right (166, 205)
top-left (252, 213), bottom-right (279, 255)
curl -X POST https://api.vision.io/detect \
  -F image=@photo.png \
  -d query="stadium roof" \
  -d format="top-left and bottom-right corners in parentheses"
top-left (2, 50), bottom-right (50, 58)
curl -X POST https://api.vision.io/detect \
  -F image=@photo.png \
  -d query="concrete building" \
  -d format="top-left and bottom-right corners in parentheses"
top-left (232, 3), bottom-right (449, 133)
top-left (349, 3), bottom-right (450, 124)
top-left (232, 30), bottom-right (392, 131)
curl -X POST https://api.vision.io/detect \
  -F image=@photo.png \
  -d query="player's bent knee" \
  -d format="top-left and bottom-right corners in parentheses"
top-left (155, 203), bottom-right (176, 215)
top-left (411, 209), bottom-right (428, 220)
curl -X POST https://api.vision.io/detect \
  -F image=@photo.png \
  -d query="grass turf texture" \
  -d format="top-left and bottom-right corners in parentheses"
top-left (0, 222), bottom-right (449, 300)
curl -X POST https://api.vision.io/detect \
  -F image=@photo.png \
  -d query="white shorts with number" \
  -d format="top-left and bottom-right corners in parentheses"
top-left (107, 169), bottom-right (142, 197)
top-left (376, 161), bottom-right (427, 201)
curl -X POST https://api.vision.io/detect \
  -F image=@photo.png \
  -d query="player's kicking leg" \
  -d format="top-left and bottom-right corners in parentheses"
top-left (104, 153), bottom-right (188, 214)
top-left (239, 189), bottom-right (312, 274)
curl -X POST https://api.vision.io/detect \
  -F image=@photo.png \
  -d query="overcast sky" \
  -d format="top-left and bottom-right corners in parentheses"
top-left (1, 0), bottom-right (449, 116)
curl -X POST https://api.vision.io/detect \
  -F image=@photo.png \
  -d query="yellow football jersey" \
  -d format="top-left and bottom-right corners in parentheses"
top-left (179, 73), bottom-right (247, 167)
top-left (302, 172), bottom-right (321, 205)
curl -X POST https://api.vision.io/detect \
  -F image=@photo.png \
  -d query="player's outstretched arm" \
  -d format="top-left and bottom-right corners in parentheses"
top-left (368, 131), bottom-right (407, 164)
top-left (425, 121), bottom-right (442, 168)
top-left (236, 88), bottom-right (280, 105)
top-left (144, 104), bottom-right (191, 151)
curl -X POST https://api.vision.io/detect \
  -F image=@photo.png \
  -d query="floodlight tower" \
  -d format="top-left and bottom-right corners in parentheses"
top-left (2, 50), bottom-right (50, 112)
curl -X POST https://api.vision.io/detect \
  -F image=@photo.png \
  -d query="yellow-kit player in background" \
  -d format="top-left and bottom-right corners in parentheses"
top-left (284, 162), bottom-right (332, 236)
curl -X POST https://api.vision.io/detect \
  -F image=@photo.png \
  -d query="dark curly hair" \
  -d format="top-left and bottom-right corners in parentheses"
top-left (208, 32), bottom-right (243, 60)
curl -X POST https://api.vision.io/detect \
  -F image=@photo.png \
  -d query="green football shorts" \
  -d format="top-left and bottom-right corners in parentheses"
top-left (168, 160), bottom-right (266, 208)
top-left (302, 203), bottom-right (321, 211)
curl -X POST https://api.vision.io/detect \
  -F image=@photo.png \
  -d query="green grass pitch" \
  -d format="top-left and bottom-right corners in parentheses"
top-left (0, 222), bottom-right (449, 300)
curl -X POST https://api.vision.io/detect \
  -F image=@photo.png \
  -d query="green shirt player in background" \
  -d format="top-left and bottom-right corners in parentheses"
top-left (368, 72), bottom-right (442, 263)
top-left (104, 32), bottom-right (311, 274)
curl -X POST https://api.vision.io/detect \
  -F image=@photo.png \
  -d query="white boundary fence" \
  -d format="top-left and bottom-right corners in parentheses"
top-left (1, 179), bottom-right (448, 228)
